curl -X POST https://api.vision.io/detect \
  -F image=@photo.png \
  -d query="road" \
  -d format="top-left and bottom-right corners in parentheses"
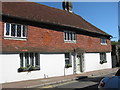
top-left (39, 73), bottom-right (115, 89)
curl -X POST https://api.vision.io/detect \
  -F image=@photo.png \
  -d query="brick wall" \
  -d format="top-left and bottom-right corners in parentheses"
top-left (1, 21), bottom-right (111, 53)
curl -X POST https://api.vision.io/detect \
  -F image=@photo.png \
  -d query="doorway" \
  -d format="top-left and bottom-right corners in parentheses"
top-left (76, 53), bottom-right (84, 73)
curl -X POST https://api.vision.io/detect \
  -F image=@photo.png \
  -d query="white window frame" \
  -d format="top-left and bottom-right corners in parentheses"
top-left (100, 38), bottom-right (107, 45)
top-left (4, 23), bottom-right (27, 40)
top-left (65, 53), bottom-right (72, 66)
top-left (64, 31), bottom-right (76, 43)
top-left (20, 52), bottom-right (40, 69)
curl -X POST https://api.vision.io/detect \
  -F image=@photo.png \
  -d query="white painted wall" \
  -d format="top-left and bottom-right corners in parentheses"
top-left (40, 54), bottom-right (65, 78)
top-left (0, 53), bottom-right (66, 83)
top-left (84, 52), bottom-right (112, 72)
top-left (0, 54), bottom-right (2, 84)
top-left (0, 52), bottom-right (112, 83)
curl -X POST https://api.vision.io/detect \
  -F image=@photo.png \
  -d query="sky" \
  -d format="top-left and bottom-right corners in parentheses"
top-left (118, 1), bottom-right (120, 41)
top-left (29, 1), bottom-right (118, 41)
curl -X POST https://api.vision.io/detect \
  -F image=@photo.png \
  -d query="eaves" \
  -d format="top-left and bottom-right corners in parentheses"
top-left (2, 13), bottom-right (112, 38)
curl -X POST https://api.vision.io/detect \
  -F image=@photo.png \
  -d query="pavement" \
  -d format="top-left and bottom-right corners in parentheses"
top-left (1, 67), bottom-right (119, 88)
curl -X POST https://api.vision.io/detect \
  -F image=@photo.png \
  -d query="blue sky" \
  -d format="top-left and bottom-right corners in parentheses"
top-left (31, 1), bottom-right (118, 41)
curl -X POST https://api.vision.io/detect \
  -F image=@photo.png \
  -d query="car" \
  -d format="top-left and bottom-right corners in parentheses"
top-left (98, 69), bottom-right (120, 89)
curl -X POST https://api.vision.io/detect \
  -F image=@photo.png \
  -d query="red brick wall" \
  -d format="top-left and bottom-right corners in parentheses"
top-left (1, 21), bottom-right (111, 53)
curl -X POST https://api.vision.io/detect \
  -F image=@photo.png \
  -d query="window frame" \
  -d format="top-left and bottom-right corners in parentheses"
top-left (64, 31), bottom-right (76, 43)
top-left (18, 52), bottom-right (40, 72)
top-left (100, 52), bottom-right (107, 64)
top-left (4, 23), bottom-right (27, 40)
top-left (100, 38), bottom-right (107, 45)
top-left (65, 53), bottom-right (72, 68)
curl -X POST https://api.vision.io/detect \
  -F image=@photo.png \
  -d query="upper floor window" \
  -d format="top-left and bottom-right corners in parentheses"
top-left (4, 23), bottom-right (27, 40)
top-left (100, 38), bottom-right (107, 45)
top-left (64, 31), bottom-right (76, 43)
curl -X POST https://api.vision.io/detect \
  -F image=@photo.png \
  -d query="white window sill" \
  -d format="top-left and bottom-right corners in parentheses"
top-left (64, 40), bottom-right (76, 43)
top-left (101, 43), bottom-right (107, 45)
top-left (4, 36), bottom-right (27, 41)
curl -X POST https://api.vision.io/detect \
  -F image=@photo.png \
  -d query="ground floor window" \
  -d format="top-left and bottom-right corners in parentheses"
top-left (18, 52), bottom-right (40, 72)
top-left (65, 53), bottom-right (72, 68)
top-left (100, 52), bottom-right (107, 64)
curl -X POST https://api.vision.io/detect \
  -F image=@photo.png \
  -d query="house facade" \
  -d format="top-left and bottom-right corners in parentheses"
top-left (0, 2), bottom-right (112, 84)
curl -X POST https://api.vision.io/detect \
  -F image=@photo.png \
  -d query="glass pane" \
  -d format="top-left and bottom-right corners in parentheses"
top-left (101, 39), bottom-right (106, 44)
top-left (17, 25), bottom-right (21, 37)
top-left (6, 23), bottom-right (10, 35)
top-left (65, 60), bottom-right (70, 64)
top-left (100, 53), bottom-right (102, 60)
top-left (30, 53), bottom-right (34, 66)
top-left (35, 53), bottom-right (39, 66)
top-left (73, 33), bottom-right (76, 40)
top-left (65, 53), bottom-right (69, 58)
top-left (25, 53), bottom-right (29, 67)
top-left (103, 53), bottom-right (106, 61)
top-left (64, 32), bottom-right (67, 40)
top-left (70, 32), bottom-right (72, 40)
top-left (20, 53), bottom-right (24, 67)
top-left (68, 32), bottom-right (70, 40)
top-left (11, 24), bottom-right (16, 36)
top-left (23, 26), bottom-right (26, 37)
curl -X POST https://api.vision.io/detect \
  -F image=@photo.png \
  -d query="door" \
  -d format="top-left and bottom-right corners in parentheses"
top-left (76, 53), bottom-right (84, 73)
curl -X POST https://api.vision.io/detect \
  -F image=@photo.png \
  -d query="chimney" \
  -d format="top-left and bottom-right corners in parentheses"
top-left (62, 0), bottom-right (73, 13)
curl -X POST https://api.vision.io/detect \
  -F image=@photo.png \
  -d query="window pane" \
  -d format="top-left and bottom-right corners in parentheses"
top-left (64, 32), bottom-right (67, 40)
top-left (11, 24), bottom-right (16, 36)
top-left (30, 53), bottom-right (34, 66)
top-left (65, 60), bottom-right (70, 64)
top-left (101, 38), bottom-right (107, 44)
top-left (73, 33), bottom-right (76, 40)
top-left (65, 53), bottom-right (69, 58)
top-left (17, 25), bottom-right (21, 37)
top-left (100, 53), bottom-right (106, 61)
top-left (6, 23), bottom-right (10, 35)
top-left (100, 53), bottom-right (102, 60)
top-left (25, 53), bottom-right (29, 66)
top-left (35, 53), bottom-right (39, 66)
top-left (103, 53), bottom-right (106, 61)
top-left (23, 26), bottom-right (26, 37)
top-left (68, 32), bottom-right (71, 40)
top-left (65, 53), bottom-right (71, 65)
top-left (70, 32), bottom-right (72, 40)
top-left (20, 53), bottom-right (24, 67)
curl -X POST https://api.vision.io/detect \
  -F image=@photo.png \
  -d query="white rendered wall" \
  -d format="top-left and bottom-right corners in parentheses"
top-left (0, 54), bottom-right (2, 84)
top-left (84, 52), bottom-right (112, 72)
top-left (0, 53), bottom-right (66, 83)
top-left (40, 54), bottom-right (65, 78)
top-left (0, 52), bottom-right (112, 83)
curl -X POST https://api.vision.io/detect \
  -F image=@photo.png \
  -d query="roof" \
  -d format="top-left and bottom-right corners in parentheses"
top-left (1, 2), bottom-right (111, 37)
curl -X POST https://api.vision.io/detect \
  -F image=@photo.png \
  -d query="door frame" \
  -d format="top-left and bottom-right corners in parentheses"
top-left (74, 53), bottom-right (84, 74)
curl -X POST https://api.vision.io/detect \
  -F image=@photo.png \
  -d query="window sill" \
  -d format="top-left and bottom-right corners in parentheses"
top-left (100, 43), bottom-right (107, 45)
top-left (100, 60), bottom-right (107, 64)
top-left (18, 67), bottom-right (40, 72)
top-left (4, 36), bottom-right (27, 41)
top-left (65, 64), bottom-right (72, 68)
top-left (64, 40), bottom-right (76, 43)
